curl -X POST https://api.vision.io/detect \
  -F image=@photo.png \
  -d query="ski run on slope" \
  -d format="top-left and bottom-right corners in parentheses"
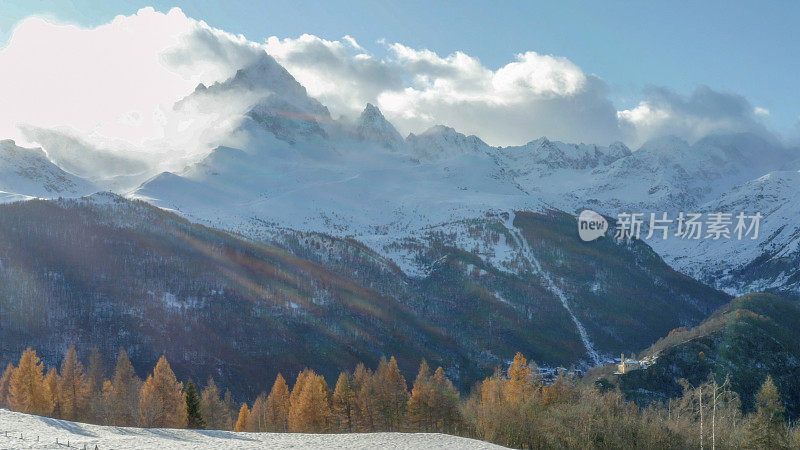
top-left (504, 214), bottom-right (603, 366)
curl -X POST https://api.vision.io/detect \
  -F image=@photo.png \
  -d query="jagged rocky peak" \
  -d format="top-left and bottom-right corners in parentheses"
top-left (606, 141), bottom-right (632, 160)
top-left (516, 137), bottom-right (628, 169)
top-left (356, 103), bottom-right (404, 150)
top-left (176, 52), bottom-right (330, 119)
top-left (406, 125), bottom-right (492, 160)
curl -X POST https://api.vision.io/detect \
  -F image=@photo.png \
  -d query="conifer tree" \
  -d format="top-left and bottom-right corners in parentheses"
top-left (58, 345), bottom-right (89, 421)
top-left (406, 360), bottom-right (435, 431)
top-left (0, 363), bottom-right (13, 409)
top-left (100, 380), bottom-right (114, 425)
top-left (246, 393), bottom-right (268, 432)
top-left (185, 380), bottom-right (205, 429)
top-left (504, 352), bottom-right (539, 403)
top-left (332, 372), bottom-right (355, 431)
top-left (9, 349), bottom-right (53, 416)
top-left (374, 356), bottom-right (408, 430)
top-left (44, 367), bottom-right (59, 418)
top-left (289, 369), bottom-right (310, 412)
top-left (105, 349), bottom-right (142, 426)
top-left (84, 347), bottom-right (106, 423)
top-left (265, 373), bottom-right (290, 432)
top-left (200, 377), bottom-right (231, 430)
top-left (431, 366), bottom-right (460, 432)
top-left (352, 363), bottom-right (377, 432)
top-left (234, 403), bottom-right (250, 431)
top-left (288, 370), bottom-right (332, 432)
top-left (138, 355), bottom-right (185, 428)
top-left (743, 376), bottom-right (790, 449)
top-left (85, 348), bottom-right (105, 393)
top-left (223, 389), bottom-right (236, 429)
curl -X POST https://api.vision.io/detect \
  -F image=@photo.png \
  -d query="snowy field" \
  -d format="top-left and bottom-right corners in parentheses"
top-left (0, 410), bottom-right (505, 449)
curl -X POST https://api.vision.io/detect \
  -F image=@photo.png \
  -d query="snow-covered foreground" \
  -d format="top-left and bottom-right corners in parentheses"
top-left (0, 410), bottom-right (506, 449)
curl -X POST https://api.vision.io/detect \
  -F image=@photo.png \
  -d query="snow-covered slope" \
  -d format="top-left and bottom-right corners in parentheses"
top-left (0, 139), bottom-right (96, 202)
top-left (0, 410), bottom-right (505, 449)
top-left (650, 169), bottom-right (800, 298)
top-left (8, 51), bottom-right (796, 321)
top-left (128, 53), bottom-right (800, 299)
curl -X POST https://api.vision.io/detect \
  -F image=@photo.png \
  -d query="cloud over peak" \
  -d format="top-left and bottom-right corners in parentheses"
top-left (0, 6), bottom-right (782, 178)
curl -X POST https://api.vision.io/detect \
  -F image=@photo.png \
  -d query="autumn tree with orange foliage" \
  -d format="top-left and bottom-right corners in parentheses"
top-left (9, 349), bottom-right (53, 416)
top-left (265, 373), bottom-right (290, 431)
top-left (288, 369), bottom-right (332, 432)
top-left (138, 355), bottom-right (185, 428)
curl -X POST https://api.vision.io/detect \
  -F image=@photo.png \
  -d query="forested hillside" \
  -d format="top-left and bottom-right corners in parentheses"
top-left (0, 195), bottom-right (728, 398)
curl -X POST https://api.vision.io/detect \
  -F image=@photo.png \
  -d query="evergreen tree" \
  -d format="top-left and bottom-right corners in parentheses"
top-left (743, 376), bottom-right (790, 449)
top-left (234, 403), bottom-right (250, 431)
top-left (265, 373), bottom-right (290, 432)
top-left (0, 363), bottom-right (14, 409)
top-left (288, 369), bottom-right (332, 432)
top-left (105, 349), bottom-right (142, 426)
top-left (200, 377), bottom-right (231, 430)
top-left (58, 345), bottom-right (89, 421)
top-left (9, 349), bottom-right (53, 416)
top-left (184, 380), bottom-right (205, 429)
top-left (138, 355), bottom-right (185, 428)
top-left (332, 372), bottom-right (355, 431)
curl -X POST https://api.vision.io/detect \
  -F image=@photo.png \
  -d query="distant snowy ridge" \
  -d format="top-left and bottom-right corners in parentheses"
top-left (0, 139), bottom-right (97, 202)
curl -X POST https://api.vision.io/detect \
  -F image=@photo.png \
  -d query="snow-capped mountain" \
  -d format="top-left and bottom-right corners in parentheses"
top-left (356, 103), bottom-right (405, 150)
top-left (406, 125), bottom-right (493, 161)
top-left (650, 169), bottom-right (800, 299)
top-left (125, 57), bottom-right (800, 301)
top-left (5, 53), bottom-right (800, 370)
top-left (0, 139), bottom-right (96, 202)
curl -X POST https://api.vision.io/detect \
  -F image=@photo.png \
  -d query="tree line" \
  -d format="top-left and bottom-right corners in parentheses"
top-left (1, 347), bottom-right (798, 449)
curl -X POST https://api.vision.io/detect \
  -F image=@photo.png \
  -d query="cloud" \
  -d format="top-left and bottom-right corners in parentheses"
top-left (266, 37), bottom-right (624, 146)
top-left (0, 5), bottom-right (786, 182)
top-left (263, 34), bottom-right (403, 115)
top-left (0, 7), bottom-right (264, 184)
top-left (617, 85), bottom-right (773, 148)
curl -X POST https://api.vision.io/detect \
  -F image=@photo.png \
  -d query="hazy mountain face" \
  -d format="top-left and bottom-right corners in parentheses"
top-left (0, 196), bottom-right (728, 398)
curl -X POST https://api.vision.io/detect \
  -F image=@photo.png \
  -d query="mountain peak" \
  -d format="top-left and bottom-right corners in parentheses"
top-left (356, 103), bottom-right (404, 149)
top-left (406, 124), bottom-right (490, 160)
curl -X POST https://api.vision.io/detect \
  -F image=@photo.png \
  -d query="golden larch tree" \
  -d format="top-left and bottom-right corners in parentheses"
top-left (9, 348), bottom-right (53, 416)
top-left (332, 371), bottom-right (356, 432)
top-left (200, 377), bottom-right (231, 430)
top-left (374, 356), bottom-right (409, 430)
top-left (138, 355), bottom-right (185, 428)
top-left (265, 373), bottom-right (291, 431)
top-left (105, 348), bottom-right (142, 426)
top-left (58, 345), bottom-right (89, 421)
top-left (288, 369), bottom-right (332, 432)
top-left (234, 403), bottom-right (250, 431)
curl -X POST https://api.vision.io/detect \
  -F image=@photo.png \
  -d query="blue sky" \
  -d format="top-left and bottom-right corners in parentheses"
top-left (1, 0), bottom-right (798, 144)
